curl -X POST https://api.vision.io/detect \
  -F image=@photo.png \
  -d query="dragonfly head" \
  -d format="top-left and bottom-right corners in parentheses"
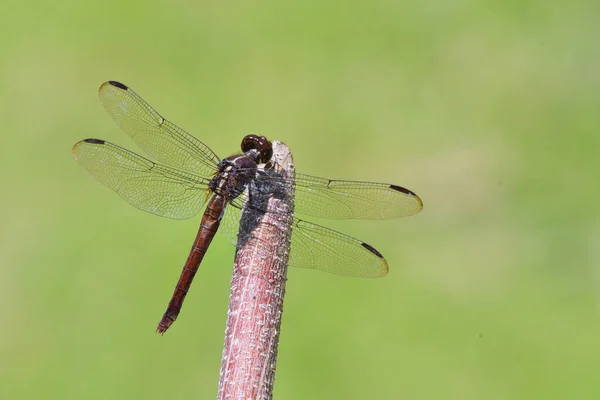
top-left (241, 135), bottom-right (273, 164)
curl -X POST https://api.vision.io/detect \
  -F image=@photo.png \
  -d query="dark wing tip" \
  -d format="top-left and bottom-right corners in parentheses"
top-left (72, 138), bottom-right (106, 160)
top-left (83, 138), bottom-right (105, 144)
top-left (361, 242), bottom-right (389, 277)
top-left (389, 184), bottom-right (416, 196)
top-left (361, 242), bottom-right (384, 258)
top-left (389, 184), bottom-right (424, 212)
top-left (107, 81), bottom-right (128, 90)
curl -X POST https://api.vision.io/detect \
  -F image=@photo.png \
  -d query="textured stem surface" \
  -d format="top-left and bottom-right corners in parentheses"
top-left (217, 141), bottom-right (295, 400)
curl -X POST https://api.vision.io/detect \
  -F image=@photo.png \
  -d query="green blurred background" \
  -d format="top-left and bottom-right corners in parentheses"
top-left (1, 0), bottom-right (598, 399)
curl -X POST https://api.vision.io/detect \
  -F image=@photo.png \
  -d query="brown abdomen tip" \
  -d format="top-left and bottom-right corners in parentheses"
top-left (361, 242), bottom-right (384, 258)
top-left (156, 320), bottom-right (173, 335)
top-left (108, 81), bottom-right (128, 90)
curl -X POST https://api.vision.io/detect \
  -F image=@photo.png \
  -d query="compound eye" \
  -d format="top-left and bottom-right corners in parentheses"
top-left (241, 135), bottom-right (273, 163)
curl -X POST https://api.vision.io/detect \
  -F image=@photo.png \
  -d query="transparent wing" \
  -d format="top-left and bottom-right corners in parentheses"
top-left (289, 218), bottom-right (388, 277)
top-left (220, 201), bottom-right (244, 246)
top-left (293, 173), bottom-right (422, 219)
top-left (98, 81), bottom-right (220, 176)
top-left (99, 80), bottom-right (420, 220)
top-left (220, 205), bottom-right (388, 278)
top-left (72, 139), bottom-right (211, 219)
top-left (230, 171), bottom-right (423, 220)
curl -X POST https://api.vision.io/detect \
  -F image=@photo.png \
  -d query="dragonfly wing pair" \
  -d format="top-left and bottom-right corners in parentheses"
top-left (73, 81), bottom-right (423, 278)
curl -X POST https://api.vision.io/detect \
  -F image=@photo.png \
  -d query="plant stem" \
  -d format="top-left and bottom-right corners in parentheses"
top-left (217, 141), bottom-right (294, 400)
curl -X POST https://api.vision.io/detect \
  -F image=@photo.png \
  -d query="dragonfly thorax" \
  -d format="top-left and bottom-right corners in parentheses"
top-left (210, 154), bottom-right (258, 200)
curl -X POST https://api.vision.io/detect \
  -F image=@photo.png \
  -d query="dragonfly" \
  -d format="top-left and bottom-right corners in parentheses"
top-left (72, 81), bottom-right (423, 334)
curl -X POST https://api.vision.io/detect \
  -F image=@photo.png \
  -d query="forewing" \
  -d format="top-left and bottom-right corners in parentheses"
top-left (293, 173), bottom-right (423, 219)
top-left (230, 172), bottom-right (422, 220)
top-left (98, 81), bottom-right (220, 176)
top-left (72, 139), bottom-right (210, 219)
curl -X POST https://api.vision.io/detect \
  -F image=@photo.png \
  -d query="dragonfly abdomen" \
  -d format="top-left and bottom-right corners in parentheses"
top-left (156, 194), bottom-right (226, 334)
